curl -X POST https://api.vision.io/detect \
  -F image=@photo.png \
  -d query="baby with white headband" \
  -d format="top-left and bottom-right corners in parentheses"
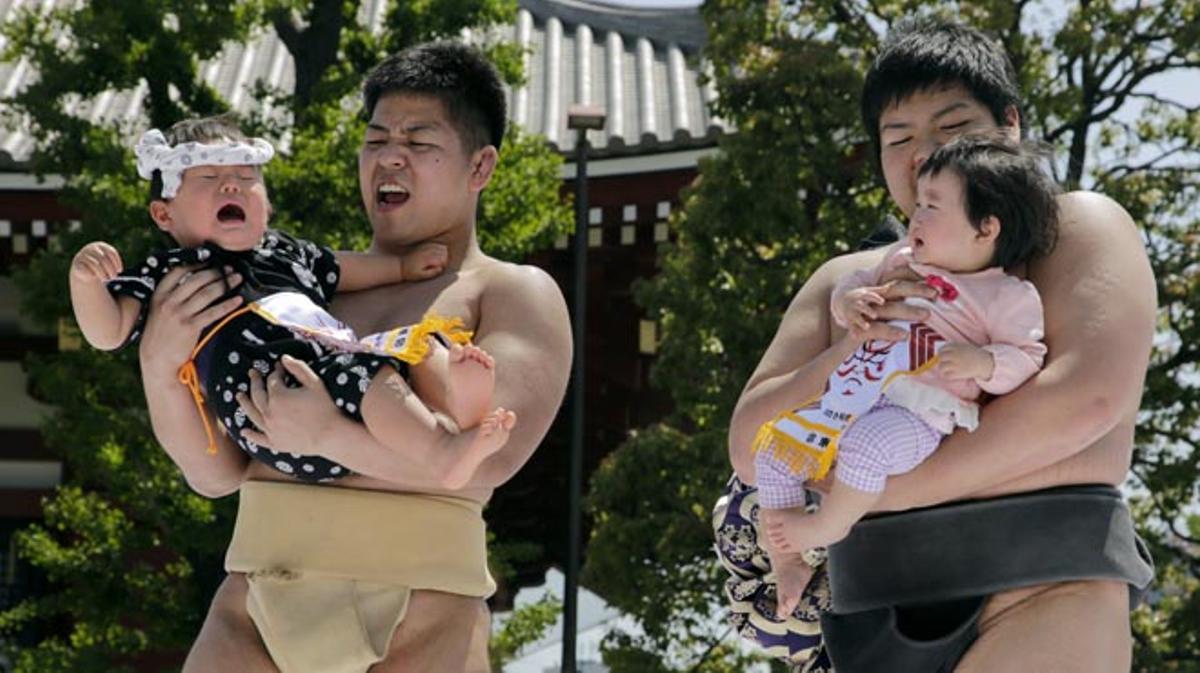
top-left (68, 115), bottom-right (516, 487)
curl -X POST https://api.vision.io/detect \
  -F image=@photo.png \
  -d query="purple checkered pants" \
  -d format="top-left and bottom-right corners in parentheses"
top-left (755, 398), bottom-right (944, 508)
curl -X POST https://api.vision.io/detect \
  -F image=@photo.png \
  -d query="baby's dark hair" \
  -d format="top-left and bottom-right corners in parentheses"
top-left (148, 114), bottom-right (247, 202)
top-left (919, 133), bottom-right (1059, 268)
top-left (862, 18), bottom-right (1023, 172)
top-left (362, 42), bottom-right (506, 152)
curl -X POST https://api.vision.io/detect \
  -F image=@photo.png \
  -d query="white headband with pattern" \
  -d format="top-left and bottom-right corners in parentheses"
top-left (135, 129), bottom-right (275, 198)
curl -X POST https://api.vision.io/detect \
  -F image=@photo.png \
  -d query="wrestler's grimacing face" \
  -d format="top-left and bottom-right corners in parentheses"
top-left (358, 93), bottom-right (490, 248)
top-left (878, 83), bottom-right (1019, 218)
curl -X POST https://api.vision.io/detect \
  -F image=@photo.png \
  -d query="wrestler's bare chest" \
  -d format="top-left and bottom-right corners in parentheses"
top-left (332, 268), bottom-right (485, 336)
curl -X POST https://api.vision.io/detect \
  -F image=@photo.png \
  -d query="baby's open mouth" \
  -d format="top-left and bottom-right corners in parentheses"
top-left (378, 184), bottom-right (410, 206)
top-left (217, 204), bottom-right (246, 222)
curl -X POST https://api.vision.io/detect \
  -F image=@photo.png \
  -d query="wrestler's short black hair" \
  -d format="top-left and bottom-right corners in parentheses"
top-left (918, 132), bottom-right (1059, 268)
top-left (148, 114), bottom-right (249, 203)
top-left (362, 42), bottom-right (507, 152)
top-left (862, 18), bottom-right (1023, 170)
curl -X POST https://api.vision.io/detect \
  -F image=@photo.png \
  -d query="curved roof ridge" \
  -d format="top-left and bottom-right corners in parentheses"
top-left (520, 0), bottom-right (706, 51)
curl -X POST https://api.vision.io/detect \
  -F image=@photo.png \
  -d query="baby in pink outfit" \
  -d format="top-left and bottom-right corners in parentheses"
top-left (757, 133), bottom-right (1061, 614)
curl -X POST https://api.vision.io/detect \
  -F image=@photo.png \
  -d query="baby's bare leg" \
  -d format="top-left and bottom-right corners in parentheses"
top-left (437, 342), bottom-right (496, 428)
top-left (759, 512), bottom-right (816, 617)
top-left (766, 479), bottom-right (879, 552)
top-left (360, 369), bottom-right (514, 489)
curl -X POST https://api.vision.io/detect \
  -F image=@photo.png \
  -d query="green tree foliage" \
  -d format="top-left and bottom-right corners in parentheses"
top-left (0, 1), bottom-right (570, 670)
top-left (584, 1), bottom-right (1200, 670)
top-left (488, 595), bottom-right (562, 670)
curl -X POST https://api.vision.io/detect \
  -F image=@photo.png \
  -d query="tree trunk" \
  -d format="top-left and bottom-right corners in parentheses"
top-left (271, 0), bottom-right (358, 122)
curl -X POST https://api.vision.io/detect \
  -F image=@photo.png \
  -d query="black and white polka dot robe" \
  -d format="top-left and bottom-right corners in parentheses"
top-left (107, 230), bottom-right (409, 482)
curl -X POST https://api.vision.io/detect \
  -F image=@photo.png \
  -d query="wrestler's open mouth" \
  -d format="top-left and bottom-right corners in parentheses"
top-left (217, 204), bottom-right (246, 223)
top-left (377, 183), bottom-right (410, 207)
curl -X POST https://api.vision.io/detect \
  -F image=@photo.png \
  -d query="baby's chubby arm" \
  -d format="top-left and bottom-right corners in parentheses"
top-left (937, 280), bottom-right (1047, 390)
top-left (68, 241), bottom-right (141, 350)
top-left (975, 280), bottom-right (1047, 394)
top-left (334, 242), bottom-right (448, 291)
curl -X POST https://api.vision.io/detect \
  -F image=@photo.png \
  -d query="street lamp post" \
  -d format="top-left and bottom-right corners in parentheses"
top-left (563, 103), bottom-right (606, 673)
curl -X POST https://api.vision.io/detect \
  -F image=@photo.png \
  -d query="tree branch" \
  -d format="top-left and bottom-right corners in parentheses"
top-left (1097, 148), bottom-right (1198, 182)
top-left (1131, 466), bottom-right (1200, 546)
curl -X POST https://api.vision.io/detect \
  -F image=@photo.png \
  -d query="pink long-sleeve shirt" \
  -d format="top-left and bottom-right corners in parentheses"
top-left (831, 244), bottom-right (1046, 429)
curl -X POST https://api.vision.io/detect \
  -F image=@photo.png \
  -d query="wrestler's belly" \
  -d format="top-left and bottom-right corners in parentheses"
top-left (242, 460), bottom-right (495, 504)
top-left (969, 420), bottom-right (1133, 499)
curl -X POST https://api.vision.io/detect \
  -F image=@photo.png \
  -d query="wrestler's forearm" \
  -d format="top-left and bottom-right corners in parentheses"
top-left (877, 367), bottom-right (1134, 510)
top-left (728, 335), bottom-right (860, 482)
top-left (141, 361), bottom-right (248, 497)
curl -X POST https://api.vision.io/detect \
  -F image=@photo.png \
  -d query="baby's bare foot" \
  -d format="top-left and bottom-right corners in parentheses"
top-left (774, 553), bottom-right (815, 617)
top-left (441, 343), bottom-right (497, 427)
top-left (441, 408), bottom-right (516, 489)
top-left (481, 407), bottom-right (517, 433)
top-left (764, 507), bottom-right (808, 552)
top-left (461, 343), bottom-right (494, 369)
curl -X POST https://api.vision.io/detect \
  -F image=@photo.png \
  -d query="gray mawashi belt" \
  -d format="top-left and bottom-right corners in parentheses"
top-left (827, 484), bottom-right (1154, 614)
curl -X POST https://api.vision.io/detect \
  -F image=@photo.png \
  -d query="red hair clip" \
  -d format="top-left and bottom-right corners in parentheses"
top-left (924, 274), bottom-right (959, 301)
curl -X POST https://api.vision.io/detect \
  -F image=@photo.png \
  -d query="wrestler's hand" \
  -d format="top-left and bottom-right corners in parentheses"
top-left (850, 278), bottom-right (939, 342)
top-left (139, 265), bottom-right (243, 379)
top-left (238, 355), bottom-right (335, 455)
top-left (937, 343), bottom-right (995, 381)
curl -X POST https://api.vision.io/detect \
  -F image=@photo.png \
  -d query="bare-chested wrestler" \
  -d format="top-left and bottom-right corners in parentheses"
top-left (136, 42), bottom-right (571, 673)
top-left (719, 18), bottom-right (1154, 673)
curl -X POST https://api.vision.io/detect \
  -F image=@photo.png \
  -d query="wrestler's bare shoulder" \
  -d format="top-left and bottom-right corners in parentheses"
top-left (1036, 191), bottom-right (1141, 270)
top-left (819, 245), bottom-right (890, 280)
top-left (472, 256), bottom-right (561, 304)
top-left (1056, 190), bottom-right (1136, 232)
top-left (1031, 190), bottom-right (1151, 314)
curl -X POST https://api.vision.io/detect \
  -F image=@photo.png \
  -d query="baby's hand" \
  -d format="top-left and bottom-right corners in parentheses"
top-left (70, 241), bottom-right (123, 284)
top-left (835, 286), bottom-right (886, 336)
top-left (937, 343), bottom-right (995, 381)
top-left (401, 242), bottom-right (449, 281)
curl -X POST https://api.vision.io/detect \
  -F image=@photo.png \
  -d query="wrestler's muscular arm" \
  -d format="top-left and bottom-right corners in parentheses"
top-left (728, 245), bottom-right (937, 483)
top-left (877, 192), bottom-right (1156, 511)
top-left (139, 266), bottom-right (250, 498)
top-left (344, 264), bottom-right (569, 489)
top-left (463, 264), bottom-right (572, 487)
